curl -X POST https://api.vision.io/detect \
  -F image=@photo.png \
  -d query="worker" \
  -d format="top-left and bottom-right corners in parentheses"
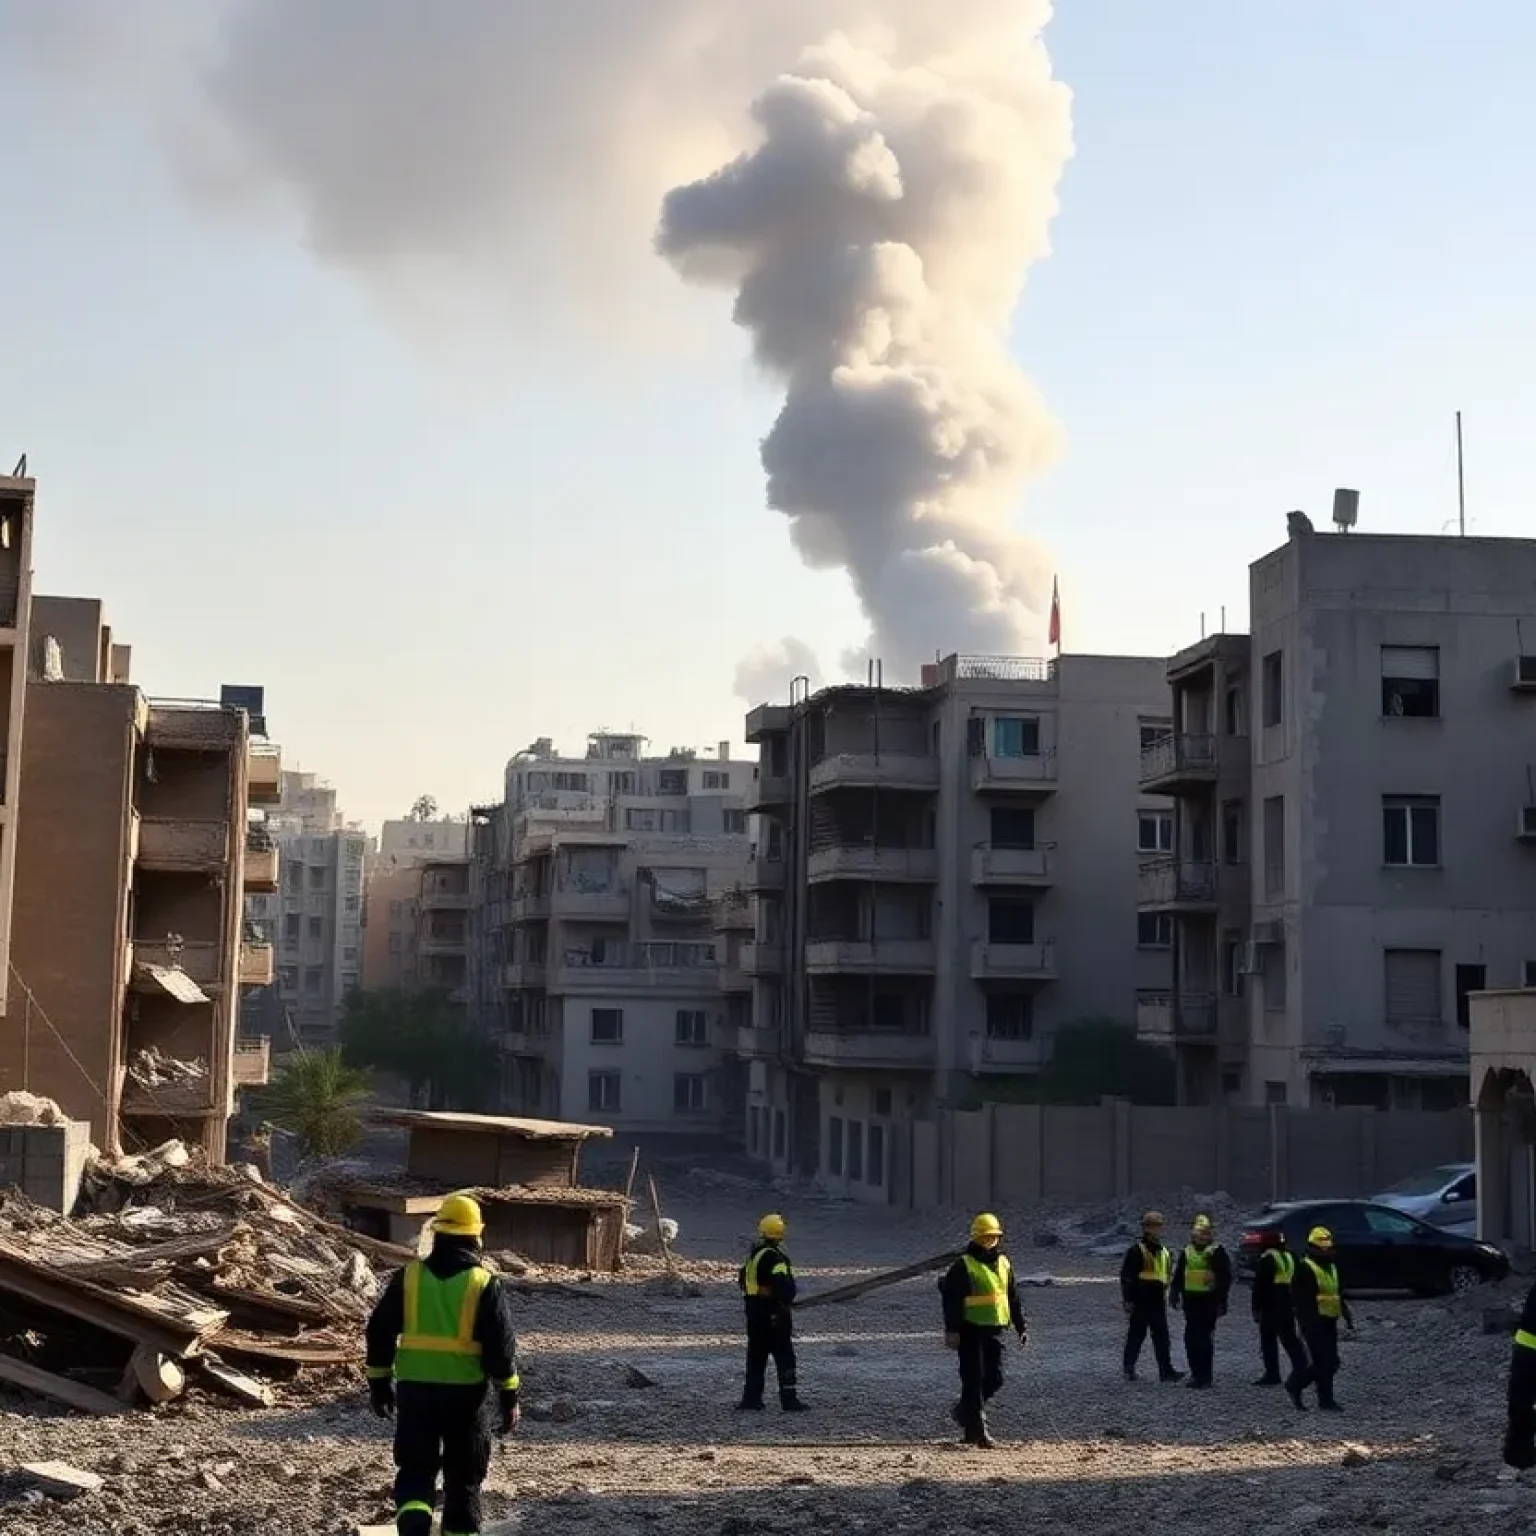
top-left (1169, 1213), bottom-right (1232, 1389)
top-left (737, 1213), bottom-right (807, 1412)
top-left (1120, 1210), bottom-right (1184, 1383)
top-left (364, 1194), bottom-right (521, 1536)
top-left (1502, 1278), bottom-right (1536, 1468)
top-left (1285, 1225), bottom-right (1353, 1412)
top-left (939, 1212), bottom-right (1027, 1449)
top-left (1250, 1231), bottom-right (1307, 1388)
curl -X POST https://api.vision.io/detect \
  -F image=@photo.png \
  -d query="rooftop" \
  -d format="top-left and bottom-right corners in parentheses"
top-left (371, 1109), bottom-right (614, 1142)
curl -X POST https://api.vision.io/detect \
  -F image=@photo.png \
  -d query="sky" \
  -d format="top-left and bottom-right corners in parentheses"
top-left (0, 2), bottom-right (1532, 831)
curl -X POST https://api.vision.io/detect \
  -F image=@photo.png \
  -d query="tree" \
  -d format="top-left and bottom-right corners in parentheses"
top-left (258, 1050), bottom-right (372, 1158)
top-left (408, 795), bottom-right (439, 822)
top-left (339, 987), bottom-right (497, 1112)
top-left (1038, 1018), bottom-right (1178, 1107)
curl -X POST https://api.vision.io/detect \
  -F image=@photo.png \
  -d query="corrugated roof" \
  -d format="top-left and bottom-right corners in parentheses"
top-left (371, 1109), bottom-right (613, 1141)
top-left (135, 964), bottom-right (209, 1005)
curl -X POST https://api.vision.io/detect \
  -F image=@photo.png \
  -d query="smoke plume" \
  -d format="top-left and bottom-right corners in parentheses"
top-left (658, 11), bottom-right (1072, 679)
top-left (733, 638), bottom-right (826, 706)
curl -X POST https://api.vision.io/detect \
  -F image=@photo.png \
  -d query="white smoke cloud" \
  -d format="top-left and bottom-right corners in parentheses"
top-left (658, 17), bottom-right (1071, 679)
top-left (733, 638), bottom-right (826, 706)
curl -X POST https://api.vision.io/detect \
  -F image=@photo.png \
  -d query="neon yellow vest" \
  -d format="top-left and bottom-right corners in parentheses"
top-left (962, 1253), bottom-right (1012, 1327)
top-left (393, 1262), bottom-right (492, 1386)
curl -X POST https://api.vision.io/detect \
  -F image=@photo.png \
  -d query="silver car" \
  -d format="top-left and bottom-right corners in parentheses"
top-left (1372, 1162), bottom-right (1477, 1234)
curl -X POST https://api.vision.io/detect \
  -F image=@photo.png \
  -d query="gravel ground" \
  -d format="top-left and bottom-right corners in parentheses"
top-left (0, 1185), bottom-right (1527, 1536)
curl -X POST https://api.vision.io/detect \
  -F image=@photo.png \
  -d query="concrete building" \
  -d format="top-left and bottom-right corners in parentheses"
top-left (740, 652), bottom-right (1173, 1197)
top-left (1142, 518), bottom-right (1536, 1109)
top-left (361, 854), bottom-right (472, 999)
top-left (262, 771), bottom-right (366, 1046)
top-left (361, 816), bottom-right (471, 992)
top-left (378, 816), bottom-right (468, 864)
top-left (1, 594), bottom-right (280, 1159)
top-left (0, 472), bottom-right (37, 1017)
top-left (474, 732), bottom-right (754, 1133)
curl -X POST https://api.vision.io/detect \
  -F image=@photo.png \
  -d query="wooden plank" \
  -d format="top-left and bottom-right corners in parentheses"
top-left (21, 1462), bottom-right (105, 1498)
top-left (794, 1250), bottom-right (959, 1311)
top-left (0, 1354), bottom-right (129, 1416)
top-left (209, 1329), bottom-right (356, 1366)
top-left (194, 1353), bottom-right (275, 1409)
top-left (246, 1183), bottom-right (415, 1263)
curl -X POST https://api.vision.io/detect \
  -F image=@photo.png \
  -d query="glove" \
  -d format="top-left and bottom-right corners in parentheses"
top-left (497, 1389), bottom-right (521, 1435)
top-left (368, 1377), bottom-right (395, 1419)
top-left (943, 1332), bottom-right (960, 1351)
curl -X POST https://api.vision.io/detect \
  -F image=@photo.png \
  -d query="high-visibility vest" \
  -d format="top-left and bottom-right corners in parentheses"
top-left (1138, 1242), bottom-right (1170, 1287)
top-left (1183, 1244), bottom-right (1217, 1293)
top-left (741, 1244), bottom-right (791, 1298)
top-left (1515, 1329), bottom-right (1536, 1352)
top-left (1303, 1257), bottom-right (1342, 1319)
top-left (962, 1253), bottom-right (1013, 1327)
top-left (393, 1262), bottom-right (494, 1387)
top-left (1266, 1250), bottom-right (1296, 1285)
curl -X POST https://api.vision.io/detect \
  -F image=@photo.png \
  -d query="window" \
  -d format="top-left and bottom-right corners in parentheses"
top-left (1262, 651), bottom-right (1283, 727)
top-left (342, 946), bottom-right (357, 963)
top-left (773, 1110), bottom-right (786, 1159)
top-left (1138, 810), bottom-right (1173, 854)
top-left (675, 1009), bottom-right (708, 1046)
top-left (992, 716), bottom-right (1040, 758)
top-left (873, 1088), bottom-right (893, 1117)
top-left (990, 807), bottom-right (1036, 849)
top-left (588, 1071), bottom-right (622, 1112)
top-left (1139, 722), bottom-right (1170, 750)
top-left (1384, 948), bottom-right (1442, 1028)
top-left (1449, 1173), bottom-right (1476, 1203)
top-left (1363, 1207), bottom-right (1419, 1237)
top-left (702, 770), bottom-right (729, 790)
top-left (846, 1121), bottom-right (864, 1182)
top-left (988, 897), bottom-right (1035, 944)
top-left (986, 992), bottom-right (1033, 1040)
top-left (283, 913), bottom-right (300, 944)
top-left (1455, 964), bottom-right (1486, 1031)
top-left (1138, 912), bottom-right (1173, 949)
top-left (1223, 680), bottom-right (1244, 736)
top-left (309, 866), bottom-right (326, 889)
top-left (867, 1124), bottom-right (886, 1189)
top-left (723, 809), bottom-right (747, 835)
top-left (345, 895), bottom-right (360, 913)
top-left (1221, 802), bottom-right (1243, 865)
top-left (657, 768), bottom-right (689, 796)
top-left (673, 1074), bottom-right (707, 1114)
top-left (1221, 932), bottom-right (1244, 997)
top-left (1525, 960), bottom-right (1536, 989)
top-left (1262, 942), bottom-right (1287, 1011)
top-left (389, 900), bottom-right (402, 918)
top-left (1381, 646), bottom-right (1440, 719)
top-left (279, 967), bottom-right (297, 992)
top-left (303, 967), bottom-right (322, 994)
top-left (827, 1116), bottom-right (844, 1176)
top-left (308, 916), bottom-right (323, 941)
top-left (1263, 796), bottom-right (1285, 895)
top-left (1383, 796), bottom-right (1440, 867)
top-left (1264, 1081), bottom-right (1287, 1106)
top-left (591, 1008), bottom-right (624, 1044)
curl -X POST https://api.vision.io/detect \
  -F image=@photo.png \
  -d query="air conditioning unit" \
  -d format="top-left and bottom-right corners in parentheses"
top-left (1516, 655), bottom-right (1536, 689)
top-left (1519, 806), bottom-right (1536, 841)
top-left (1237, 940), bottom-right (1263, 976)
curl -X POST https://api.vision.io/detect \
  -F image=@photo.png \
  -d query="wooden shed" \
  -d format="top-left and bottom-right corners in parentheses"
top-left (370, 1110), bottom-right (612, 1191)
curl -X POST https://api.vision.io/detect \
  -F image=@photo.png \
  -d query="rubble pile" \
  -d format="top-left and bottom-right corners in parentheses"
top-left (0, 1092), bottom-right (69, 1128)
top-left (124, 1048), bottom-right (208, 1090)
top-left (1037, 1188), bottom-right (1251, 1254)
top-left (0, 1141), bottom-right (392, 1418)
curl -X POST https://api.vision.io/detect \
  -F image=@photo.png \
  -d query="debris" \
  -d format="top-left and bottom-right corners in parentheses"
top-left (0, 1091), bottom-right (67, 1126)
top-left (126, 1048), bottom-right (208, 1089)
top-left (1018, 1272), bottom-right (1056, 1287)
top-left (0, 1354), bottom-right (128, 1416)
top-left (20, 1462), bottom-right (104, 1499)
top-left (1433, 1459), bottom-right (1468, 1482)
top-left (194, 1352), bottom-right (275, 1408)
top-left (1341, 1444), bottom-right (1372, 1468)
top-left (795, 1251), bottom-right (959, 1310)
top-left (550, 1397), bottom-right (581, 1422)
top-left (125, 1345), bottom-right (185, 1405)
top-left (623, 1363), bottom-right (656, 1388)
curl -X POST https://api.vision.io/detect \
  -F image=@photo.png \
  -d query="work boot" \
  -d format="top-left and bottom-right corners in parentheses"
top-left (950, 1401), bottom-right (966, 1427)
top-left (1186, 1378), bottom-right (1212, 1390)
top-left (1318, 1399), bottom-right (1343, 1413)
top-left (964, 1418), bottom-right (997, 1450)
top-left (1253, 1375), bottom-right (1282, 1387)
top-left (1160, 1369), bottom-right (1186, 1384)
top-left (1285, 1380), bottom-right (1307, 1412)
top-left (1122, 1368), bottom-right (1138, 1383)
top-left (780, 1393), bottom-right (809, 1412)
top-left (736, 1397), bottom-right (764, 1412)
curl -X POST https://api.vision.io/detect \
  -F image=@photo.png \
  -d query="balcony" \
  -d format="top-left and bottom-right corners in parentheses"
top-left (243, 836), bottom-right (279, 891)
top-left (121, 1073), bottom-right (218, 1116)
top-left (137, 817), bottom-right (229, 872)
top-left (970, 843), bottom-right (1054, 887)
top-left (719, 962), bottom-right (750, 994)
top-left (748, 772), bottom-right (791, 812)
top-left (418, 932), bottom-right (469, 957)
top-left (129, 939), bottom-right (221, 991)
top-left (745, 855), bottom-right (786, 892)
top-left (807, 845), bottom-right (937, 883)
top-left (146, 701), bottom-right (244, 751)
top-left (420, 886), bottom-right (472, 911)
top-left (1137, 858), bottom-right (1218, 912)
top-left (232, 1038), bottom-right (272, 1087)
top-left (742, 941), bottom-right (784, 977)
top-left (247, 744), bottom-right (282, 804)
top-left (1139, 733), bottom-right (1218, 795)
top-left (239, 942), bottom-right (275, 987)
top-left (555, 884), bottom-right (630, 922)
top-left (510, 893), bottom-right (551, 923)
top-left (804, 939), bottom-right (936, 975)
top-left (809, 753), bottom-right (939, 795)
top-left (802, 1030), bottom-right (935, 1070)
top-left (970, 940), bottom-right (1057, 982)
top-left (971, 752), bottom-right (1058, 795)
top-left (503, 961), bottom-right (548, 989)
top-left (736, 1025), bottom-right (781, 1059)
top-left (1136, 991), bottom-right (1219, 1041)
top-left (713, 894), bottom-right (753, 932)
top-left (553, 960), bottom-right (720, 995)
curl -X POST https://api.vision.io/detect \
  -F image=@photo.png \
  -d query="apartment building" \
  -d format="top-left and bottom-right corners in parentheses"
top-left (476, 732), bottom-right (754, 1133)
top-left (261, 772), bottom-right (366, 1045)
top-left (1, 594), bottom-right (280, 1159)
top-left (378, 816), bottom-right (468, 864)
top-left (741, 652), bottom-right (1173, 1197)
top-left (415, 857), bottom-right (471, 999)
top-left (1139, 514), bottom-right (1536, 1110)
top-left (361, 816), bottom-right (470, 991)
top-left (0, 472), bottom-right (37, 1016)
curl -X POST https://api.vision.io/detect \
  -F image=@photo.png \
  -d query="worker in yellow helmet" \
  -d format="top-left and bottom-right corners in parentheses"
top-left (1502, 1275), bottom-right (1536, 1467)
top-left (1169, 1214), bottom-right (1232, 1389)
top-left (1119, 1210), bottom-right (1184, 1383)
top-left (1285, 1225), bottom-right (1353, 1412)
top-left (364, 1194), bottom-right (521, 1536)
top-left (737, 1213), bottom-right (807, 1412)
top-left (938, 1213), bottom-right (1027, 1449)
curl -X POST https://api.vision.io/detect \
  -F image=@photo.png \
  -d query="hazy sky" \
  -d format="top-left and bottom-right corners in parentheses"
top-left (1, 2), bottom-right (1531, 830)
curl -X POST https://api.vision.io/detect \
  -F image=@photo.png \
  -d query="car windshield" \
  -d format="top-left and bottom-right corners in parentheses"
top-left (1383, 1166), bottom-right (1464, 1197)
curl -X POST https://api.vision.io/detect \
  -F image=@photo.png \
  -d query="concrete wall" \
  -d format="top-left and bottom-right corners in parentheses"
top-left (0, 1120), bottom-right (92, 1212)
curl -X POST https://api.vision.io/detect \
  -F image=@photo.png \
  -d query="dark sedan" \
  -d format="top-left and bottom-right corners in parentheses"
top-left (1236, 1199), bottom-right (1509, 1296)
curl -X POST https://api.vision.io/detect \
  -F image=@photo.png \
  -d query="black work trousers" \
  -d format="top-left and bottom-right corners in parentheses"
top-left (742, 1308), bottom-right (797, 1405)
top-left (1123, 1299), bottom-right (1175, 1378)
top-left (393, 1380), bottom-right (492, 1536)
top-left (956, 1325), bottom-right (1006, 1428)
top-left (1181, 1296), bottom-right (1221, 1385)
top-left (1257, 1308), bottom-right (1308, 1382)
top-left (1288, 1318), bottom-right (1340, 1406)
top-left (1505, 1345), bottom-right (1536, 1468)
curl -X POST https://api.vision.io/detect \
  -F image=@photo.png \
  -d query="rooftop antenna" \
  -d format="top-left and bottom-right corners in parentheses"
top-left (1331, 488), bottom-right (1359, 533)
top-left (1456, 410), bottom-right (1467, 536)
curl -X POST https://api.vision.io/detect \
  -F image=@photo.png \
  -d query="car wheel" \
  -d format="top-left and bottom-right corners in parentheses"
top-left (1449, 1264), bottom-right (1482, 1296)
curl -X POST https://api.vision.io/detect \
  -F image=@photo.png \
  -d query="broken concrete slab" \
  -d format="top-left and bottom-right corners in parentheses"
top-left (21, 1461), bottom-right (104, 1499)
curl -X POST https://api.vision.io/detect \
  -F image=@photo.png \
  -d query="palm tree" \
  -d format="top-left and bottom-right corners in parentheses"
top-left (259, 1050), bottom-right (373, 1159)
top-left (409, 795), bottom-right (438, 822)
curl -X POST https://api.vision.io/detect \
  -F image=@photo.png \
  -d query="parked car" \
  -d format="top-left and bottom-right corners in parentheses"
top-left (1370, 1162), bottom-right (1476, 1233)
top-left (1235, 1199), bottom-right (1508, 1296)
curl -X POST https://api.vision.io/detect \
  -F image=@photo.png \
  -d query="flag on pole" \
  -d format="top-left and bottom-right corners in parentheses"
top-left (1047, 576), bottom-right (1061, 651)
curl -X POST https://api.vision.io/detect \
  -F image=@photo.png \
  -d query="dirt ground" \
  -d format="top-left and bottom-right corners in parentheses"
top-left (1, 1183), bottom-right (1529, 1536)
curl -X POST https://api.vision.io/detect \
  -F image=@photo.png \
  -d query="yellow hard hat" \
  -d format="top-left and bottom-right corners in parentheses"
top-left (758, 1213), bottom-right (786, 1241)
top-left (432, 1193), bottom-right (485, 1238)
top-left (1142, 1210), bottom-right (1165, 1228)
top-left (1307, 1225), bottom-right (1333, 1249)
top-left (970, 1212), bottom-right (1003, 1242)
